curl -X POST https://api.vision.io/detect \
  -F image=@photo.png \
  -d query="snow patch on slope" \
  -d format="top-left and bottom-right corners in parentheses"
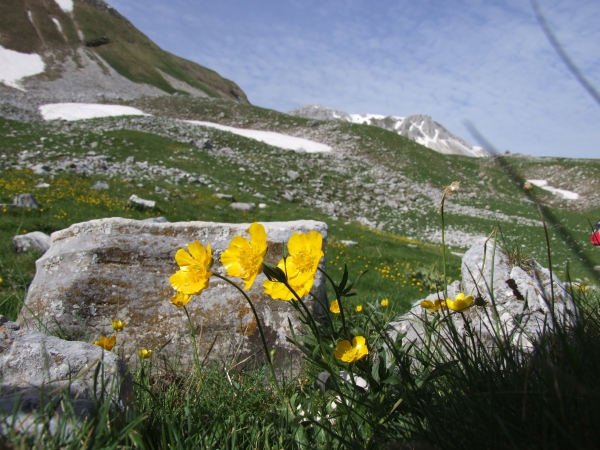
top-left (54, 0), bottom-right (74, 13)
top-left (527, 180), bottom-right (579, 200)
top-left (186, 121), bottom-right (331, 153)
top-left (39, 103), bottom-right (150, 121)
top-left (37, 103), bottom-right (331, 153)
top-left (0, 46), bottom-right (45, 91)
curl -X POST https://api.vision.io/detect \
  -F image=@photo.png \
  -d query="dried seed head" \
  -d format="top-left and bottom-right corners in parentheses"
top-left (443, 181), bottom-right (461, 196)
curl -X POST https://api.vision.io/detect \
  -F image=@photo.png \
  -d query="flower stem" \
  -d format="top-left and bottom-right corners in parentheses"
top-left (440, 200), bottom-right (448, 300)
top-left (212, 273), bottom-right (282, 398)
top-left (183, 306), bottom-right (202, 374)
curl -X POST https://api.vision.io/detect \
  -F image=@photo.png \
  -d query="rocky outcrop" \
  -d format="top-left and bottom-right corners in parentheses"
top-left (13, 231), bottom-right (51, 254)
top-left (0, 316), bottom-right (131, 437)
top-left (388, 239), bottom-right (576, 353)
top-left (18, 218), bottom-right (328, 369)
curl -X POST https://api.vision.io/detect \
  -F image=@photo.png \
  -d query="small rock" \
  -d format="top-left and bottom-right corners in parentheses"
top-left (90, 181), bottom-right (109, 190)
top-left (341, 240), bottom-right (358, 246)
top-left (253, 192), bottom-right (266, 199)
top-left (35, 183), bottom-right (50, 189)
top-left (259, 203), bottom-right (267, 209)
top-left (287, 170), bottom-right (300, 181)
top-left (125, 156), bottom-right (136, 164)
top-left (155, 186), bottom-right (170, 195)
top-left (13, 193), bottom-right (39, 208)
top-left (282, 191), bottom-right (294, 202)
top-left (216, 193), bottom-right (235, 201)
top-left (141, 216), bottom-right (169, 223)
top-left (31, 164), bottom-right (51, 175)
top-left (128, 195), bottom-right (155, 209)
top-left (13, 232), bottom-right (52, 254)
top-left (230, 202), bottom-right (255, 211)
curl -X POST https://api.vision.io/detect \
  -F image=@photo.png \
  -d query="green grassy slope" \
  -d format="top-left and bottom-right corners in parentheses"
top-left (0, 116), bottom-right (461, 320)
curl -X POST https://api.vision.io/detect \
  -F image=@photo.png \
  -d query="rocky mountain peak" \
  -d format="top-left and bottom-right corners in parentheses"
top-left (289, 105), bottom-right (489, 157)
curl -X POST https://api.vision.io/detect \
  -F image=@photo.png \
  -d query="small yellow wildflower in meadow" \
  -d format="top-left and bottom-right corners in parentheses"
top-left (93, 335), bottom-right (116, 351)
top-left (334, 336), bottom-right (369, 363)
top-left (330, 300), bottom-right (340, 314)
top-left (446, 292), bottom-right (474, 311)
top-left (420, 298), bottom-right (447, 313)
top-left (263, 231), bottom-right (324, 301)
top-left (356, 305), bottom-right (363, 312)
top-left (381, 298), bottom-right (389, 307)
top-left (221, 222), bottom-right (267, 290)
top-left (111, 319), bottom-right (127, 332)
top-left (170, 291), bottom-right (192, 308)
top-left (169, 240), bottom-right (213, 295)
top-left (138, 349), bottom-right (153, 359)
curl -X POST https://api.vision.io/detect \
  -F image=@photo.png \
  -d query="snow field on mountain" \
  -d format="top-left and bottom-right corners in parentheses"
top-left (185, 120), bottom-right (331, 153)
top-left (54, 0), bottom-right (74, 13)
top-left (39, 104), bottom-right (151, 121)
top-left (527, 180), bottom-right (579, 200)
top-left (0, 46), bottom-right (45, 91)
top-left (37, 103), bottom-right (332, 153)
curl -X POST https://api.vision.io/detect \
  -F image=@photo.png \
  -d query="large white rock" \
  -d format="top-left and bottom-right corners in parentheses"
top-left (388, 239), bottom-right (576, 353)
top-left (18, 218), bottom-right (328, 369)
top-left (13, 231), bottom-right (52, 254)
top-left (0, 316), bottom-right (131, 437)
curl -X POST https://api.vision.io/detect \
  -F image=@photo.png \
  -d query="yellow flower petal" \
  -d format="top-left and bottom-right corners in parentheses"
top-left (111, 319), bottom-right (127, 332)
top-left (334, 336), bottom-right (369, 363)
top-left (221, 223), bottom-right (267, 290)
top-left (446, 293), bottom-right (474, 311)
top-left (330, 300), bottom-right (340, 314)
top-left (381, 298), bottom-right (389, 307)
top-left (170, 291), bottom-right (192, 307)
top-left (355, 305), bottom-right (363, 312)
top-left (138, 349), bottom-right (153, 359)
top-left (93, 335), bottom-right (116, 351)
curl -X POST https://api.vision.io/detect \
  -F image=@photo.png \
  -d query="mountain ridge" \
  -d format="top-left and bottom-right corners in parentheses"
top-left (289, 104), bottom-right (489, 158)
top-left (0, 0), bottom-right (248, 106)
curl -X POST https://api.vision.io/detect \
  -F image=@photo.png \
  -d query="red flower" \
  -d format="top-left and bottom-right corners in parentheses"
top-left (591, 230), bottom-right (600, 246)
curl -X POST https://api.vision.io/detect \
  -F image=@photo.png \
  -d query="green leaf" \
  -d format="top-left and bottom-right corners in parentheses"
top-left (262, 261), bottom-right (287, 283)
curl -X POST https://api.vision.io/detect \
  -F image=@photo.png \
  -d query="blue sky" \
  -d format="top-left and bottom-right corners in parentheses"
top-left (105, 0), bottom-right (600, 159)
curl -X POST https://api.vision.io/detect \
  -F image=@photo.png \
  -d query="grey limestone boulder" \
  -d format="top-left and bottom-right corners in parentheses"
top-left (0, 316), bottom-right (131, 437)
top-left (90, 181), bottom-right (109, 190)
top-left (18, 218), bottom-right (328, 370)
top-left (13, 231), bottom-right (52, 254)
top-left (128, 194), bottom-right (155, 209)
top-left (388, 239), bottom-right (576, 354)
top-left (230, 202), bottom-right (255, 211)
top-left (12, 193), bottom-right (39, 208)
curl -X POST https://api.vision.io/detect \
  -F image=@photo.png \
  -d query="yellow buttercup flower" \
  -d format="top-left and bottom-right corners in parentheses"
top-left (138, 349), bottom-right (153, 359)
top-left (170, 291), bottom-right (192, 308)
top-left (381, 298), bottom-right (389, 307)
top-left (355, 305), bottom-right (363, 312)
top-left (169, 240), bottom-right (213, 295)
top-left (420, 299), bottom-right (447, 313)
top-left (334, 336), bottom-right (369, 363)
top-left (263, 259), bottom-right (315, 300)
top-left (93, 335), bottom-right (116, 351)
top-left (263, 231), bottom-right (324, 301)
top-left (221, 222), bottom-right (267, 290)
top-left (111, 319), bottom-right (128, 332)
top-left (330, 300), bottom-right (340, 314)
top-left (446, 292), bottom-right (474, 311)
